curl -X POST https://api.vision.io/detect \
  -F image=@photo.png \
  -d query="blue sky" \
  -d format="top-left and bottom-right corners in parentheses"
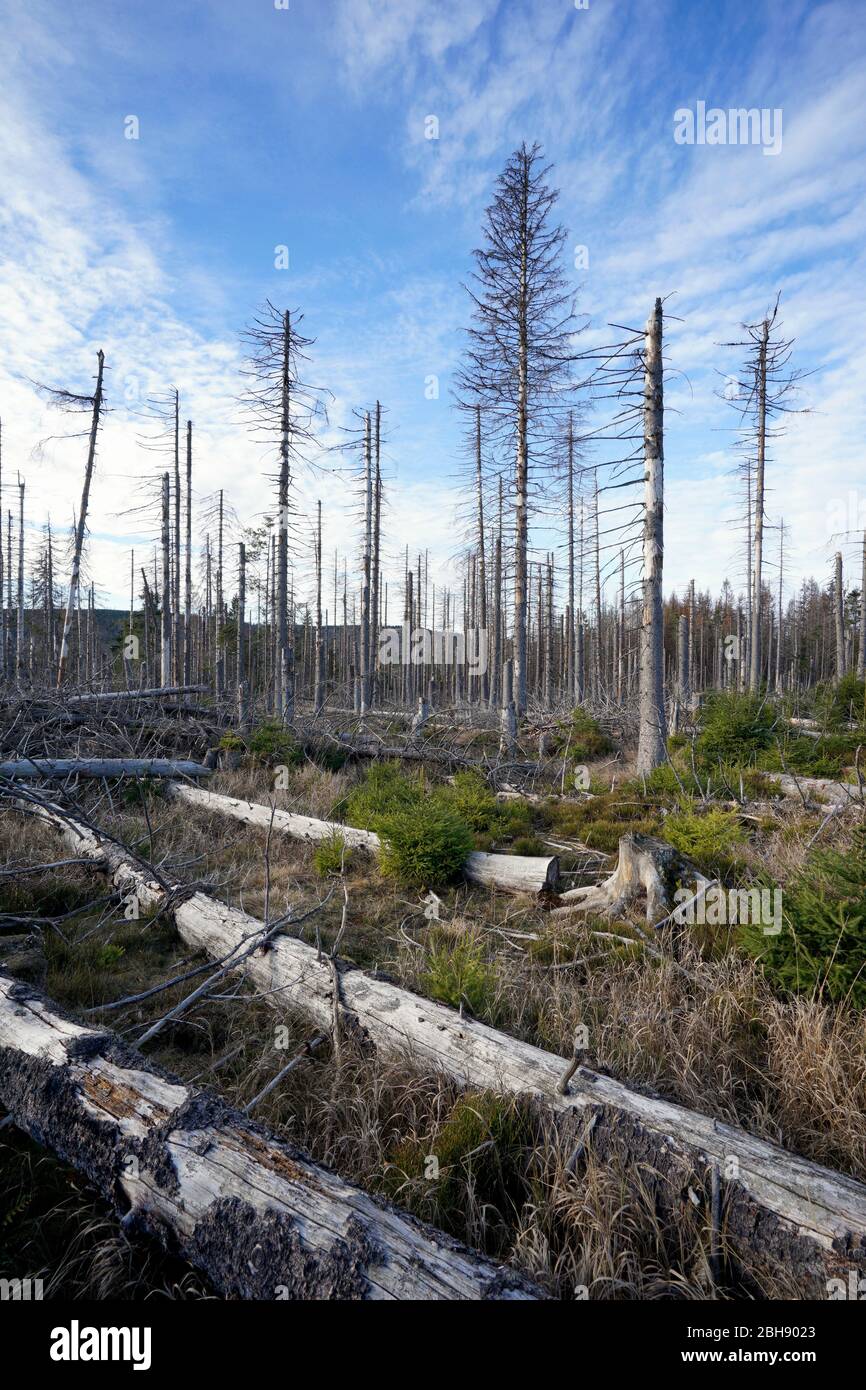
top-left (1, 0), bottom-right (865, 614)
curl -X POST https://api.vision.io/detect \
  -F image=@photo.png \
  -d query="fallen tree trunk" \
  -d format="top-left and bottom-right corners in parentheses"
top-left (66, 685), bottom-right (209, 704)
top-left (22, 799), bottom-right (866, 1294)
top-left (165, 782), bottom-right (559, 895)
top-left (551, 833), bottom-right (686, 924)
top-left (767, 773), bottom-right (864, 806)
top-left (0, 759), bottom-right (212, 780)
top-left (0, 971), bottom-right (538, 1301)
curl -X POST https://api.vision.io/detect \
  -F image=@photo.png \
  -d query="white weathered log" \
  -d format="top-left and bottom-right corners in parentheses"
top-left (0, 972), bottom-right (538, 1301)
top-left (767, 774), bottom-right (864, 806)
top-left (23, 801), bottom-right (866, 1293)
top-left (165, 782), bottom-right (559, 895)
top-left (0, 759), bottom-right (212, 780)
top-left (66, 685), bottom-right (209, 704)
top-left (464, 850), bottom-right (558, 894)
top-left (170, 896), bottom-right (866, 1292)
top-left (551, 833), bottom-right (683, 924)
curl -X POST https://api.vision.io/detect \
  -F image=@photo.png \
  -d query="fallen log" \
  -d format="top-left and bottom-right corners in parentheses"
top-left (551, 833), bottom-right (687, 924)
top-left (0, 971), bottom-right (538, 1301)
top-left (165, 782), bottom-right (559, 895)
top-left (23, 799), bottom-right (866, 1294)
top-left (66, 685), bottom-right (209, 705)
top-left (0, 758), bottom-right (212, 780)
top-left (766, 773), bottom-right (864, 807)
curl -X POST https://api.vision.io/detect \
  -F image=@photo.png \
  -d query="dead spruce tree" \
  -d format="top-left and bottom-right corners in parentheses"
top-left (35, 348), bottom-right (106, 687)
top-left (723, 297), bottom-right (805, 693)
top-left (241, 302), bottom-right (327, 721)
top-left (456, 142), bottom-right (580, 717)
top-left (636, 300), bottom-right (667, 771)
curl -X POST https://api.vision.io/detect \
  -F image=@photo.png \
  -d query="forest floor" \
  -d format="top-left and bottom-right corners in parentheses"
top-left (2, 694), bottom-right (865, 1301)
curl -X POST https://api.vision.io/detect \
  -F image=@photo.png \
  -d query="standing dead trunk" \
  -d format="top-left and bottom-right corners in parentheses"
top-left (278, 310), bottom-right (292, 720)
top-left (678, 612), bottom-right (690, 707)
top-left (360, 413), bottom-right (372, 714)
top-left (16, 476), bottom-right (24, 684)
top-left (749, 317), bottom-right (770, 693)
top-left (499, 657), bottom-right (517, 756)
top-left (184, 419), bottom-right (193, 687)
top-left (370, 401), bottom-right (382, 708)
top-left (636, 300), bottom-right (667, 773)
top-left (566, 413), bottom-right (576, 702)
top-left (237, 541), bottom-right (248, 730)
top-left (858, 530), bottom-right (866, 680)
top-left (314, 499), bottom-right (324, 713)
top-left (474, 405), bottom-right (490, 704)
top-left (834, 551), bottom-right (846, 682)
top-left (160, 473), bottom-right (172, 688)
top-left (57, 350), bottom-right (105, 687)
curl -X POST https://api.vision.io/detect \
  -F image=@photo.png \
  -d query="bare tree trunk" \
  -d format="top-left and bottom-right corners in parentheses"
top-left (566, 413), bottom-right (576, 702)
top-left (57, 350), bottom-right (105, 686)
top-left (678, 612), bottom-right (690, 707)
top-left (834, 551), bottom-right (846, 682)
top-left (514, 178), bottom-right (529, 717)
top-left (172, 389), bottom-right (181, 685)
top-left (314, 499), bottom-right (324, 713)
top-left (237, 540), bottom-right (248, 730)
top-left (360, 413), bottom-right (372, 714)
top-left (16, 476), bottom-right (24, 684)
top-left (858, 530), bottom-right (866, 680)
top-left (0, 420), bottom-right (4, 683)
top-left (499, 656), bottom-right (517, 756)
top-left (474, 405), bottom-right (490, 703)
top-left (749, 318), bottom-right (770, 693)
top-left (370, 401), bottom-right (382, 708)
top-left (278, 310), bottom-right (292, 720)
top-left (184, 419), bottom-right (192, 687)
top-left (160, 472), bottom-right (172, 688)
top-left (636, 300), bottom-right (667, 773)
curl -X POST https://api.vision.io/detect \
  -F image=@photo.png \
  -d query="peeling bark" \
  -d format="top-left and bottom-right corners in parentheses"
top-left (0, 972), bottom-right (539, 1301)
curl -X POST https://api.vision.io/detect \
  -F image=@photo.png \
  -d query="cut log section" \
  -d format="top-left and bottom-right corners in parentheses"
top-left (0, 759), bottom-right (212, 780)
top-left (0, 971), bottom-right (539, 1301)
top-left (551, 833), bottom-right (687, 924)
top-left (22, 799), bottom-right (866, 1294)
top-left (165, 782), bottom-right (559, 895)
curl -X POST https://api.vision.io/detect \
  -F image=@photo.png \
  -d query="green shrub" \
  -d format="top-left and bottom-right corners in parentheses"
top-left (695, 692), bottom-right (776, 769)
top-left (218, 731), bottom-right (246, 751)
top-left (423, 933), bottom-right (497, 1015)
top-left (248, 720), bottom-right (303, 767)
top-left (741, 828), bottom-right (866, 1007)
top-left (567, 707), bottom-right (614, 761)
top-left (377, 799), bottom-right (473, 888)
top-left (95, 944), bottom-right (126, 969)
top-left (511, 834), bottom-right (546, 857)
top-left (643, 762), bottom-right (688, 798)
top-left (437, 771), bottom-right (499, 833)
top-left (344, 762), bottom-right (422, 830)
top-left (758, 732), bottom-right (858, 780)
top-left (814, 673), bottom-right (866, 730)
top-left (494, 798), bottom-right (534, 839)
top-left (664, 807), bottom-right (746, 873)
top-left (312, 832), bottom-right (351, 878)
